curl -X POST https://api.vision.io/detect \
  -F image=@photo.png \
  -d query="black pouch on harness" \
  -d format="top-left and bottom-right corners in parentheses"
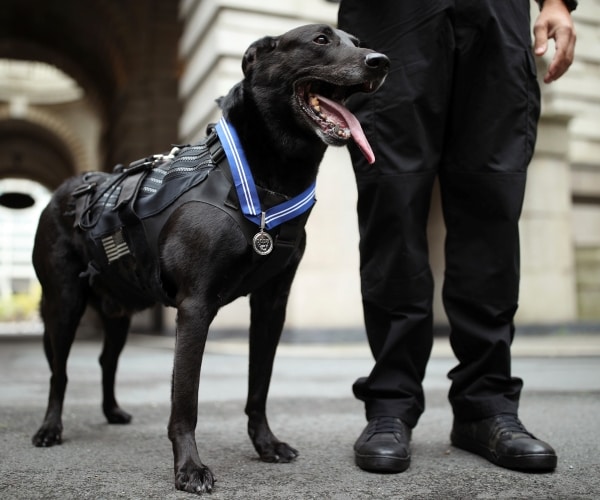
top-left (74, 162), bottom-right (156, 308)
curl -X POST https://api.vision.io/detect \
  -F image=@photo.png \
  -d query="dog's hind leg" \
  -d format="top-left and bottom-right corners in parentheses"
top-left (245, 262), bottom-right (301, 463)
top-left (32, 283), bottom-right (87, 447)
top-left (98, 314), bottom-right (132, 424)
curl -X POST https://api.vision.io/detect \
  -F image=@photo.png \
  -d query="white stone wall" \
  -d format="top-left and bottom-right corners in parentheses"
top-left (518, 115), bottom-right (577, 322)
top-left (529, 1), bottom-right (600, 320)
top-left (178, 0), bottom-right (599, 331)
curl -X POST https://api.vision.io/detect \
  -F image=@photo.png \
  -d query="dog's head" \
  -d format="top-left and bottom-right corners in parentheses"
top-left (240, 24), bottom-right (389, 164)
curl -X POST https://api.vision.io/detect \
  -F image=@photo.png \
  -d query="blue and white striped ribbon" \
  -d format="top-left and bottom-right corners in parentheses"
top-left (215, 117), bottom-right (316, 230)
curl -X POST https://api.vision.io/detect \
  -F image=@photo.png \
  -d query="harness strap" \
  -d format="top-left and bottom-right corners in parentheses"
top-left (72, 173), bottom-right (107, 229)
top-left (74, 159), bottom-right (155, 231)
top-left (115, 170), bottom-right (147, 214)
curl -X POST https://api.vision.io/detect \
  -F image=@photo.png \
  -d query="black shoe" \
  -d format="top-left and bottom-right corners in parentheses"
top-left (451, 414), bottom-right (557, 471)
top-left (354, 417), bottom-right (411, 473)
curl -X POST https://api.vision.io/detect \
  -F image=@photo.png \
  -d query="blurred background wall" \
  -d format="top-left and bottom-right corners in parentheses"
top-left (0, 0), bottom-right (598, 337)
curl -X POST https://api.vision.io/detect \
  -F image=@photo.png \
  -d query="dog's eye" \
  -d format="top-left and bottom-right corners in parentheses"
top-left (313, 34), bottom-right (330, 45)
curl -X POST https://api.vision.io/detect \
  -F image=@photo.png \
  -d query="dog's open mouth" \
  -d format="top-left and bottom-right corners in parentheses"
top-left (296, 81), bottom-right (377, 164)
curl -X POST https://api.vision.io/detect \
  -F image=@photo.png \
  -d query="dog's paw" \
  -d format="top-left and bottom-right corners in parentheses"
top-left (259, 441), bottom-right (299, 463)
top-left (104, 406), bottom-right (132, 424)
top-left (175, 462), bottom-right (216, 495)
top-left (32, 424), bottom-right (63, 447)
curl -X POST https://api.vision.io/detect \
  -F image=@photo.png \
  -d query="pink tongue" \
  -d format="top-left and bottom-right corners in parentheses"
top-left (317, 95), bottom-right (375, 165)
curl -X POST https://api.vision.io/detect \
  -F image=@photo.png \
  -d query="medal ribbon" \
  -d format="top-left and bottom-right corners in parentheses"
top-left (215, 117), bottom-right (316, 230)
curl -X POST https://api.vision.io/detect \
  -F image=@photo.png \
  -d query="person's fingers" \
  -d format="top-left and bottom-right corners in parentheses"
top-left (533, 22), bottom-right (549, 58)
top-left (533, 10), bottom-right (576, 84)
top-left (544, 26), bottom-right (576, 83)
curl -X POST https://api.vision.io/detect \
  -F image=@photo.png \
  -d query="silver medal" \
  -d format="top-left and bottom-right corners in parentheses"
top-left (253, 212), bottom-right (273, 255)
top-left (253, 231), bottom-right (273, 255)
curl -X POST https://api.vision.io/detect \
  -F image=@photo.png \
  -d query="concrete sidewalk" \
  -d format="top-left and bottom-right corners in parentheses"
top-left (1, 333), bottom-right (599, 499)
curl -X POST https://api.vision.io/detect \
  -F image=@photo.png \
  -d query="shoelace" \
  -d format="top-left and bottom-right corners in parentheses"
top-left (494, 414), bottom-right (532, 438)
top-left (368, 417), bottom-right (405, 435)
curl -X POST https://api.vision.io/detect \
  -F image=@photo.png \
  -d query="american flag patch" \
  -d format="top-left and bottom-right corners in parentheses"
top-left (101, 230), bottom-right (130, 263)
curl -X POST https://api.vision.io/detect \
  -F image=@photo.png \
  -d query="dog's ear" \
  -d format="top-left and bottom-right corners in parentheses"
top-left (242, 36), bottom-right (279, 76)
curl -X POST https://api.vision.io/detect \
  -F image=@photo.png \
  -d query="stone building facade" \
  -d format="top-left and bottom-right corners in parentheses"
top-left (0, 0), bottom-right (598, 334)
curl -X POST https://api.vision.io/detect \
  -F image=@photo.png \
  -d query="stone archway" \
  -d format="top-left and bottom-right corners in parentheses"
top-left (1, 0), bottom-right (181, 176)
top-left (0, 115), bottom-right (76, 190)
top-left (0, 0), bottom-right (181, 334)
top-left (0, 117), bottom-right (76, 189)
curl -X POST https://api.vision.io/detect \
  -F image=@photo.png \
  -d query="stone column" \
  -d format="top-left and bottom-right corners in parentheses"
top-left (517, 114), bottom-right (577, 323)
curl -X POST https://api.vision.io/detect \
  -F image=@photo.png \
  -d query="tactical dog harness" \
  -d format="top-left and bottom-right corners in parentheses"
top-left (72, 120), bottom-right (315, 308)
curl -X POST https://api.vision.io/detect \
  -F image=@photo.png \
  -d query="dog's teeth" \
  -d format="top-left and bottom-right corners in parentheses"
top-left (309, 95), bottom-right (320, 113)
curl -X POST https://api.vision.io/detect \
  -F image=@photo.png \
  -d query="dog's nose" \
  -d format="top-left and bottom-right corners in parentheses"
top-left (365, 52), bottom-right (390, 71)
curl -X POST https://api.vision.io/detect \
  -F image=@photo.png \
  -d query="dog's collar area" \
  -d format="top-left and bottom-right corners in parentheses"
top-left (215, 117), bottom-right (317, 232)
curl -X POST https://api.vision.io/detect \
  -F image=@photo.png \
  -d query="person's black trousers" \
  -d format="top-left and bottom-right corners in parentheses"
top-left (338, 0), bottom-right (541, 427)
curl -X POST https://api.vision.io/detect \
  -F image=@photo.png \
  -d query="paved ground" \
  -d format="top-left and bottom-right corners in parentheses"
top-left (1, 331), bottom-right (600, 499)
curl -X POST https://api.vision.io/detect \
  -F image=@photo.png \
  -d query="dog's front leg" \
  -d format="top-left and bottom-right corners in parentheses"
top-left (168, 298), bottom-right (217, 494)
top-left (246, 262), bottom-right (301, 463)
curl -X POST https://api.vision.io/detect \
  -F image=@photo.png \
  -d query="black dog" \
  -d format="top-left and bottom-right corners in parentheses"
top-left (31, 24), bottom-right (388, 494)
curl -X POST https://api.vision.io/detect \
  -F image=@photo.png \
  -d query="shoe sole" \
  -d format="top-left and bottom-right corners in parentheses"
top-left (355, 453), bottom-right (410, 473)
top-left (451, 431), bottom-right (557, 472)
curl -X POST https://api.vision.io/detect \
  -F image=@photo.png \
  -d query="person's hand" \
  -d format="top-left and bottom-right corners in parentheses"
top-left (533, 0), bottom-right (576, 83)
